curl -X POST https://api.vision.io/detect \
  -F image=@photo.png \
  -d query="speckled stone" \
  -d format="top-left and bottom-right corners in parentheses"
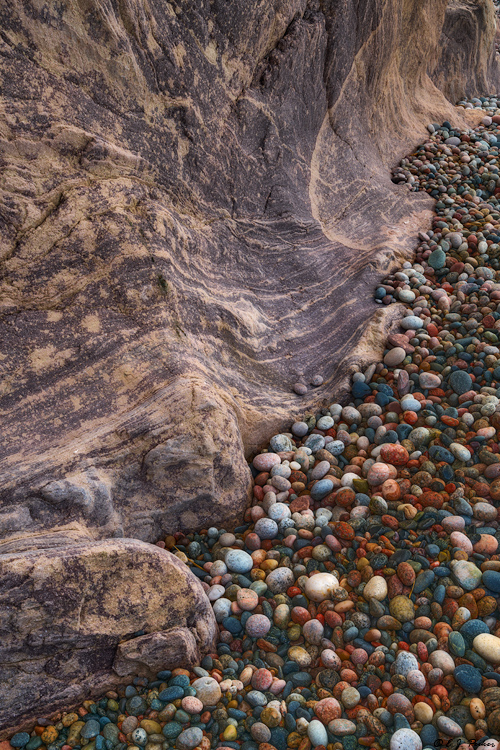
top-left (176, 727), bottom-right (203, 750)
top-left (389, 596), bottom-right (414, 623)
top-left (245, 614), bottom-right (271, 638)
top-left (450, 560), bottom-right (482, 591)
top-left (393, 651), bottom-right (419, 677)
top-left (390, 728), bottom-right (422, 750)
top-left (225, 549), bottom-right (254, 573)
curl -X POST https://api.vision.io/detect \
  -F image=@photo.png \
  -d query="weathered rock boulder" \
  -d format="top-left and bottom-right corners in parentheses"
top-left (0, 533), bottom-right (217, 736)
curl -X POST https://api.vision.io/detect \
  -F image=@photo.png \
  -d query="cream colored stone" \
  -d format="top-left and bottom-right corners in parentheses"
top-left (413, 702), bottom-right (433, 724)
top-left (363, 575), bottom-right (388, 601)
top-left (473, 633), bottom-right (500, 664)
top-left (304, 573), bottom-right (340, 602)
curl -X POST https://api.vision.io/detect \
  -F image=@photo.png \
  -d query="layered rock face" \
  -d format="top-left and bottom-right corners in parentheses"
top-left (0, 0), bottom-right (498, 541)
top-left (0, 0), bottom-right (499, 733)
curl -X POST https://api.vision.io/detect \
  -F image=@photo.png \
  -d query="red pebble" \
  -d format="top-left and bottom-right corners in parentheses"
top-left (380, 443), bottom-right (409, 466)
top-left (245, 533), bottom-right (261, 550)
top-left (291, 607), bottom-right (311, 625)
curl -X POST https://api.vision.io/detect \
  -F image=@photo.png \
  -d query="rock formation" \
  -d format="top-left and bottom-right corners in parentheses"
top-left (0, 0), bottom-right (499, 734)
top-left (0, 0), bottom-right (497, 541)
top-left (0, 530), bottom-right (217, 735)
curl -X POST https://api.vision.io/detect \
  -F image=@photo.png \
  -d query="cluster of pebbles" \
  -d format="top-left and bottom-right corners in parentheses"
top-left (11, 109), bottom-right (500, 750)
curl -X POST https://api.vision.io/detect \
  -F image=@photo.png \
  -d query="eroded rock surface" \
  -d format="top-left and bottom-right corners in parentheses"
top-left (0, 0), bottom-right (499, 733)
top-left (0, 0), bottom-right (497, 539)
top-left (0, 535), bottom-right (217, 736)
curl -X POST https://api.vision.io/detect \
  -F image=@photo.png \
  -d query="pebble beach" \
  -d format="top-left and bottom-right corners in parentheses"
top-left (10, 106), bottom-right (500, 750)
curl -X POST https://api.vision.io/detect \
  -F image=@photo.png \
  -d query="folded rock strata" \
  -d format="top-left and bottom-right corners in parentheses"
top-left (0, 0), bottom-right (497, 539)
top-left (0, 0), bottom-right (499, 734)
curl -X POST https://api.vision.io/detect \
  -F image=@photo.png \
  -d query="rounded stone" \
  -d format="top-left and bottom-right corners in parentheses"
top-left (10, 735), bottom-right (30, 748)
top-left (389, 595), bottom-right (414, 623)
top-left (225, 549), bottom-right (254, 573)
top-left (181, 696), bottom-right (203, 714)
top-left (131, 728), bottom-right (147, 746)
top-left (449, 370), bottom-right (473, 395)
top-left (414, 702), bottom-right (433, 724)
top-left (482, 569), bottom-right (500, 593)
top-left (307, 720), bottom-right (328, 748)
top-left (451, 559), bottom-right (482, 591)
top-left (429, 650), bottom-right (455, 675)
top-left (293, 383), bottom-right (307, 395)
top-left (250, 723), bottom-right (272, 743)
top-left (237, 588), bottom-right (259, 610)
top-left (419, 372), bottom-right (442, 389)
top-left (341, 687), bottom-right (360, 709)
top-left (315, 697), bottom-right (341, 723)
top-left (291, 422), bottom-right (309, 437)
top-left (389, 728), bottom-right (422, 750)
top-left (304, 573), bottom-right (340, 602)
top-left (428, 247), bottom-right (446, 269)
top-left (384, 347), bottom-right (406, 367)
top-left (473, 633), bottom-right (500, 664)
top-left (253, 453), bottom-right (282, 472)
top-left (454, 664), bottom-right (482, 693)
top-left (269, 434), bottom-right (293, 452)
top-left (327, 719), bottom-right (356, 736)
top-left (266, 567), bottom-right (294, 594)
top-left (252, 668), bottom-right (273, 691)
top-left (449, 442), bottom-right (471, 462)
top-left (176, 727), bottom-right (203, 750)
top-left (191, 676), bottom-right (222, 706)
top-left (393, 651), bottom-right (418, 677)
top-left (362, 575), bottom-right (388, 601)
top-left (246, 614), bottom-right (271, 638)
top-left (254, 518), bottom-right (279, 539)
top-left (401, 316), bottom-right (424, 330)
top-left (436, 716), bottom-right (462, 737)
top-left (310, 478), bottom-right (334, 500)
top-left (267, 502), bottom-right (291, 523)
top-left (406, 669), bottom-right (426, 692)
top-left (450, 531), bottom-right (473, 554)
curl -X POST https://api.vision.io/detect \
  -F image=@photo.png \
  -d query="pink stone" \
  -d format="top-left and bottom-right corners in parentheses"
top-left (269, 679), bottom-right (286, 694)
top-left (245, 614), bottom-right (271, 638)
top-left (314, 697), bottom-right (341, 723)
top-left (237, 588), bottom-right (259, 611)
top-left (250, 506), bottom-right (266, 522)
top-left (474, 534), bottom-right (498, 555)
top-left (485, 464), bottom-right (500, 479)
top-left (419, 372), bottom-right (441, 389)
top-left (450, 531), bottom-right (473, 554)
top-left (182, 696), bottom-right (204, 714)
top-left (406, 669), bottom-right (426, 692)
top-left (320, 649), bottom-right (342, 669)
top-left (245, 533), bottom-right (261, 550)
top-left (367, 463), bottom-right (394, 486)
top-left (441, 515), bottom-right (465, 533)
top-left (325, 535), bottom-right (342, 552)
top-left (478, 427), bottom-right (496, 438)
top-left (253, 453), bottom-right (281, 471)
top-left (351, 648), bottom-right (368, 665)
top-left (251, 668), bottom-right (273, 691)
